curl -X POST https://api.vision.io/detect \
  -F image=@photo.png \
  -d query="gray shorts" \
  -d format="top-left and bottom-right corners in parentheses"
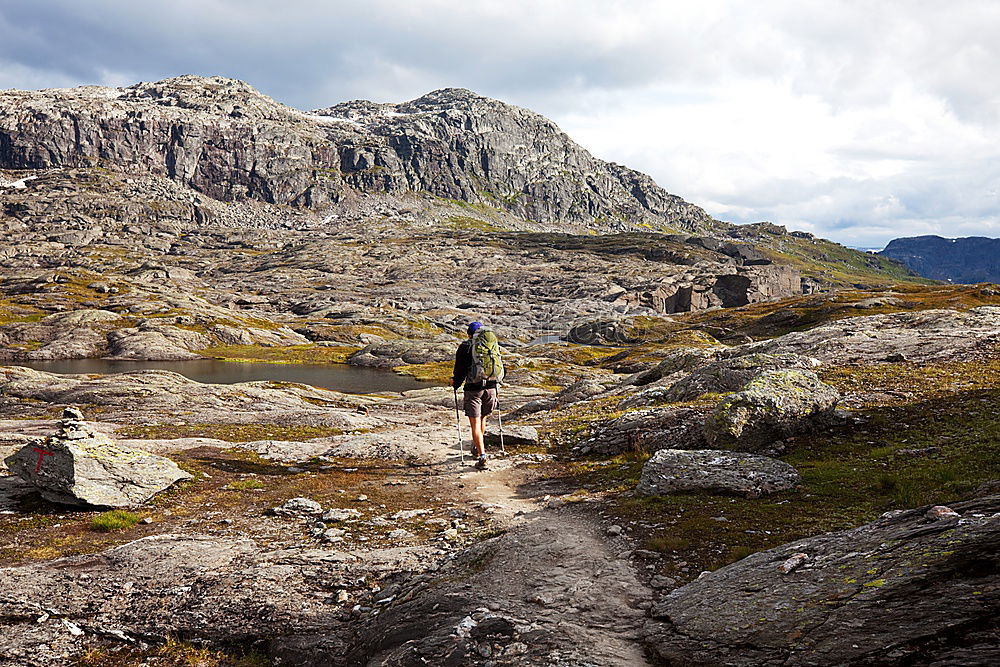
top-left (464, 387), bottom-right (497, 418)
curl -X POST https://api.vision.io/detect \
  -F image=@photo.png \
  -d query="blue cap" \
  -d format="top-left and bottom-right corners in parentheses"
top-left (467, 321), bottom-right (483, 335)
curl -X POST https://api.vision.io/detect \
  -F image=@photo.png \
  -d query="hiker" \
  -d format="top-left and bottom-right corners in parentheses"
top-left (450, 321), bottom-right (503, 469)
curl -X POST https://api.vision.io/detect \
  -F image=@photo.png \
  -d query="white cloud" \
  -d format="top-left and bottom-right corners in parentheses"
top-left (0, 0), bottom-right (998, 246)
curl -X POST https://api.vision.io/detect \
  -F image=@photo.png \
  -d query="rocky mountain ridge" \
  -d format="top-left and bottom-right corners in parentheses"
top-left (0, 75), bottom-right (716, 233)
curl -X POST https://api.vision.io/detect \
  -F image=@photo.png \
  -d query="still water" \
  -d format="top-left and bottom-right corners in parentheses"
top-left (13, 359), bottom-right (430, 394)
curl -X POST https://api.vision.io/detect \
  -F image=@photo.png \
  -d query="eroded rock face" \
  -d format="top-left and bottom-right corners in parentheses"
top-left (637, 449), bottom-right (801, 498)
top-left (0, 76), bottom-right (717, 233)
top-left (643, 495), bottom-right (1000, 666)
top-left (703, 369), bottom-right (840, 452)
top-left (4, 408), bottom-right (190, 507)
top-left (621, 264), bottom-right (800, 314)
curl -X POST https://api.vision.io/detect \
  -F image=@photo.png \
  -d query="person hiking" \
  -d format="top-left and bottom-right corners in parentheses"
top-left (450, 321), bottom-right (503, 469)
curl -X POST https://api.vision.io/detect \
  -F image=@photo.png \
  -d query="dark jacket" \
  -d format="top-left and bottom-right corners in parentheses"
top-left (452, 339), bottom-right (497, 391)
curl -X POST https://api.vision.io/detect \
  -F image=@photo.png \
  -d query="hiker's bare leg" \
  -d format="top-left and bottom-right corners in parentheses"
top-left (480, 415), bottom-right (489, 455)
top-left (469, 416), bottom-right (485, 457)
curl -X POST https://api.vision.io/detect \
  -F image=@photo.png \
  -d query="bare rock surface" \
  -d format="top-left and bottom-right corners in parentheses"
top-left (730, 306), bottom-right (1000, 364)
top-left (0, 366), bottom-right (376, 428)
top-left (0, 533), bottom-right (439, 667)
top-left (485, 424), bottom-right (538, 447)
top-left (4, 409), bottom-right (190, 507)
top-left (643, 495), bottom-right (1000, 666)
top-left (0, 76), bottom-right (716, 234)
top-left (704, 369), bottom-right (840, 452)
top-left (637, 449), bottom-right (801, 498)
top-left (342, 510), bottom-right (652, 667)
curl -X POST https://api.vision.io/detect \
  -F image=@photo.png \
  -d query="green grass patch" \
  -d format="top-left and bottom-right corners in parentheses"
top-left (89, 510), bottom-right (141, 532)
top-left (225, 479), bottom-right (266, 491)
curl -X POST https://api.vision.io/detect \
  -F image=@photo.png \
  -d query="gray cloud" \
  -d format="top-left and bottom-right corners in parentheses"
top-left (1, 0), bottom-right (998, 246)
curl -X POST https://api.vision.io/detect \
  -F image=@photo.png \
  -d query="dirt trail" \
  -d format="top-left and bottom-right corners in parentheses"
top-left (366, 405), bottom-right (655, 666)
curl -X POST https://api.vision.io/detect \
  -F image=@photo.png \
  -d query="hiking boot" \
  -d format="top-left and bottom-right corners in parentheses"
top-left (475, 455), bottom-right (488, 470)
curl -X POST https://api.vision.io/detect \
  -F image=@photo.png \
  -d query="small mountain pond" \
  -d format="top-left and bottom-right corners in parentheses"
top-left (12, 359), bottom-right (431, 394)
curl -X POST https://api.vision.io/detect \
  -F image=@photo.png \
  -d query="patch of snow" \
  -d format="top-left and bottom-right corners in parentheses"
top-left (295, 111), bottom-right (365, 128)
top-left (0, 175), bottom-right (38, 189)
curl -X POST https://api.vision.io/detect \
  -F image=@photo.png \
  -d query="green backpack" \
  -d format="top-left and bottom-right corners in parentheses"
top-left (467, 328), bottom-right (505, 384)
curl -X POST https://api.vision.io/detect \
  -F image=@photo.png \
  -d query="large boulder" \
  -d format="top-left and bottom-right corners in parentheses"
top-left (4, 408), bottom-right (191, 507)
top-left (704, 370), bottom-right (839, 452)
top-left (644, 495), bottom-right (1000, 665)
top-left (574, 406), bottom-right (709, 456)
top-left (663, 353), bottom-right (821, 402)
top-left (485, 424), bottom-right (538, 447)
top-left (637, 449), bottom-right (801, 498)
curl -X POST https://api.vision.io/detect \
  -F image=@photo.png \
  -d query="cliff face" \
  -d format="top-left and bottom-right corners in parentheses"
top-left (880, 235), bottom-right (1000, 284)
top-left (0, 76), bottom-right (716, 233)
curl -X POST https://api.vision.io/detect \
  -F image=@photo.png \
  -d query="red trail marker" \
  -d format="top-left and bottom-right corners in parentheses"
top-left (32, 447), bottom-right (54, 473)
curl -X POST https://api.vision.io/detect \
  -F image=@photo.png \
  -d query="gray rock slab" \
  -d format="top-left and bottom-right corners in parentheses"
top-left (644, 495), bottom-right (1000, 665)
top-left (637, 449), bottom-right (801, 498)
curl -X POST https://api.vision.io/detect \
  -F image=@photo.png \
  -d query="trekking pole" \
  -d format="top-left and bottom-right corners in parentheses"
top-left (496, 385), bottom-right (506, 456)
top-left (453, 387), bottom-right (465, 465)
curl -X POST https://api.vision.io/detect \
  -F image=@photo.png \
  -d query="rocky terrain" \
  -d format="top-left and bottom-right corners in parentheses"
top-left (881, 234), bottom-right (1000, 284)
top-left (0, 76), bottom-right (997, 666)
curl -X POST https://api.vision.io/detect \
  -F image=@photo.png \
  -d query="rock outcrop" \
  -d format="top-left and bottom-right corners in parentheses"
top-left (637, 449), bottom-right (801, 498)
top-left (574, 406), bottom-right (709, 456)
top-left (644, 495), bottom-right (1000, 665)
top-left (663, 352), bottom-right (821, 402)
top-left (703, 370), bottom-right (840, 452)
top-left (729, 306), bottom-right (1000, 364)
top-left (4, 408), bottom-right (190, 507)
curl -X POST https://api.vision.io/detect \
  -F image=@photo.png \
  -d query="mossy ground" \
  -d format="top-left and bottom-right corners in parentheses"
top-left (197, 344), bottom-right (359, 365)
top-left (116, 422), bottom-right (346, 442)
top-left (544, 353), bottom-right (1000, 580)
top-left (76, 637), bottom-right (270, 667)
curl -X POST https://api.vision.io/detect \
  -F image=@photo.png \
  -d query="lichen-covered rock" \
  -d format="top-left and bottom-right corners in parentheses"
top-left (704, 370), bottom-right (839, 452)
top-left (4, 408), bottom-right (191, 507)
top-left (664, 353), bottom-right (821, 402)
top-left (637, 449), bottom-right (801, 498)
top-left (574, 407), bottom-right (709, 456)
top-left (643, 495), bottom-right (1000, 666)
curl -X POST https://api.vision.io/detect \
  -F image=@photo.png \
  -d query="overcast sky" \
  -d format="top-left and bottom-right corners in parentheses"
top-left (2, 0), bottom-right (998, 247)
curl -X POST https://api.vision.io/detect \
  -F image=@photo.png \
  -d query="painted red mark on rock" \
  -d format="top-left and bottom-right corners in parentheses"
top-left (32, 447), bottom-right (54, 472)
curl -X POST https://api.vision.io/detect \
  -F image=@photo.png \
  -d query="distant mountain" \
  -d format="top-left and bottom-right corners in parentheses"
top-left (880, 235), bottom-right (1000, 284)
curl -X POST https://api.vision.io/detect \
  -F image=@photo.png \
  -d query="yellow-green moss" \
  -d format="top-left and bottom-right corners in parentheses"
top-left (197, 344), bottom-right (359, 365)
